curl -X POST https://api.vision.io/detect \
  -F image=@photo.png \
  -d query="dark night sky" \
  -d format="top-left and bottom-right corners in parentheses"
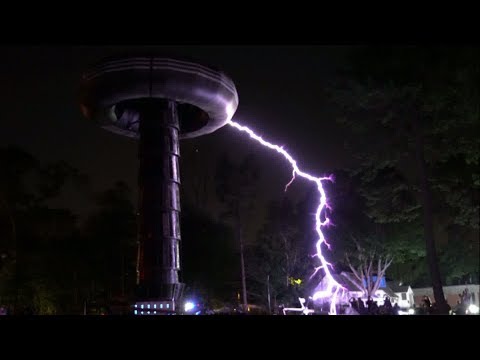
top-left (1, 46), bottom-right (354, 234)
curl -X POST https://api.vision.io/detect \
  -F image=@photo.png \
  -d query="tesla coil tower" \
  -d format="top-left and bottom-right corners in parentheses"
top-left (79, 55), bottom-right (238, 314)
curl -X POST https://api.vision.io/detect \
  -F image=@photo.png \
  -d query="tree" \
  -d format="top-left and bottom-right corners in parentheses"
top-left (0, 146), bottom-right (38, 289)
top-left (180, 202), bottom-right (238, 306)
top-left (343, 239), bottom-right (393, 299)
top-left (246, 198), bottom-right (309, 311)
top-left (35, 160), bottom-right (91, 204)
top-left (82, 181), bottom-right (137, 305)
top-left (0, 146), bottom-right (89, 314)
top-left (439, 224), bottom-right (479, 285)
top-left (321, 170), bottom-right (426, 286)
top-left (329, 46), bottom-right (479, 313)
top-left (348, 167), bottom-right (428, 286)
top-left (215, 154), bottom-right (260, 311)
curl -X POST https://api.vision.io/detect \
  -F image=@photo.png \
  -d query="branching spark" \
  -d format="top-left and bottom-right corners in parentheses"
top-left (227, 118), bottom-right (345, 315)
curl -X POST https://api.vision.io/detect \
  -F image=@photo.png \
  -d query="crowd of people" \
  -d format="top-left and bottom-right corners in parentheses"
top-left (344, 296), bottom-right (401, 315)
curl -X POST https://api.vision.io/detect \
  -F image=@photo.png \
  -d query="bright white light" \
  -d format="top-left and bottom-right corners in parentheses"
top-left (283, 297), bottom-right (315, 315)
top-left (468, 304), bottom-right (479, 314)
top-left (408, 308), bottom-right (415, 315)
top-left (226, 102), bottom-right (236, 121)
top-left (184, 302), bottom-right (195, 312)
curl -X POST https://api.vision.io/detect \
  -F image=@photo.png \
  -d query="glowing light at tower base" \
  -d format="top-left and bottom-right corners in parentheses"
top-left (226, 117), bottom-right (345, 315)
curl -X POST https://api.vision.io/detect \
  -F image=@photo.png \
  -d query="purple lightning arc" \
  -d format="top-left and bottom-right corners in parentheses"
top-left (226, 110), bottom-right (345, 315)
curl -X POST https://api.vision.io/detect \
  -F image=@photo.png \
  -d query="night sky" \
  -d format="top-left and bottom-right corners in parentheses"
top-left (1, 46), bottom-right (354, 233)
